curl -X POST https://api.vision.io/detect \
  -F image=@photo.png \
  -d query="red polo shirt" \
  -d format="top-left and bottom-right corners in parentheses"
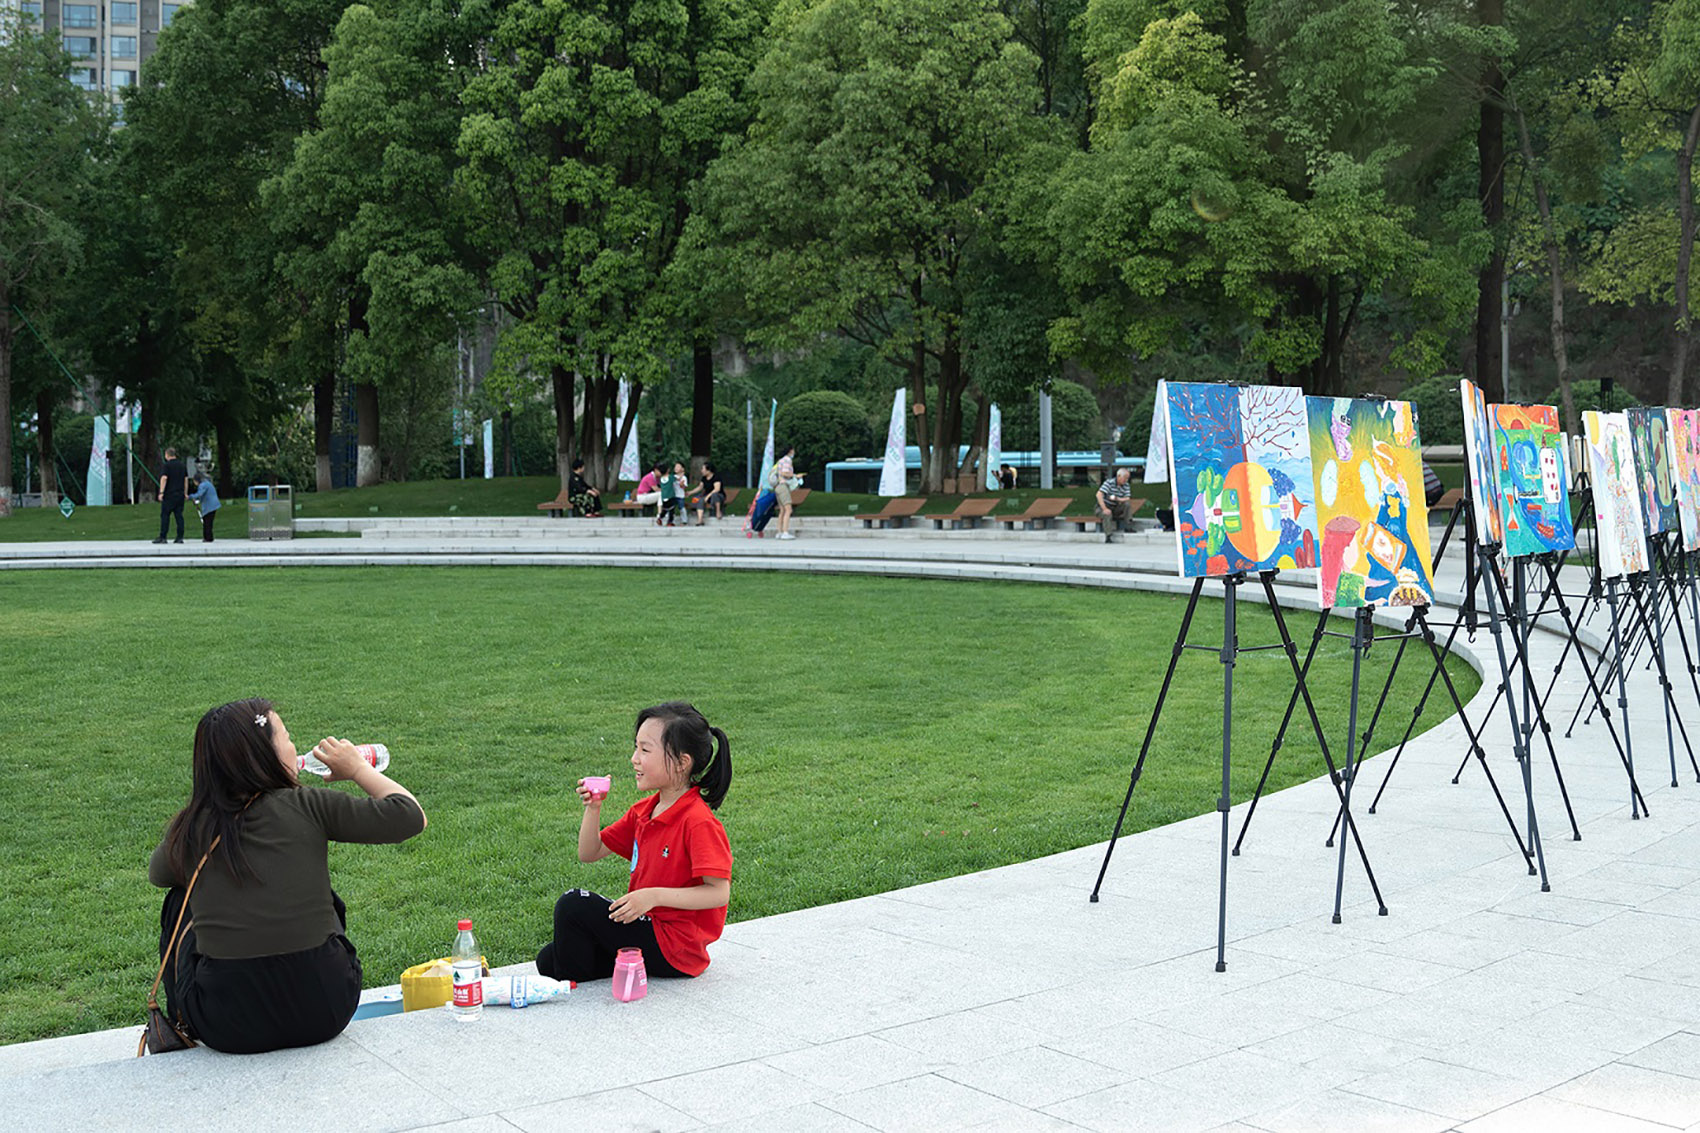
top-left (601, 787), bottom-right (732, 976)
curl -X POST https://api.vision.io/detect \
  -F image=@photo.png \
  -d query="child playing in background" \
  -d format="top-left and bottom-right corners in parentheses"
top-left (535, 702), bottom-right (733, 983)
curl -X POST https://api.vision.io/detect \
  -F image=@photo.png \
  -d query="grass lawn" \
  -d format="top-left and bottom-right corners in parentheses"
top-left (0, 566), bottom-right (1478, 1044)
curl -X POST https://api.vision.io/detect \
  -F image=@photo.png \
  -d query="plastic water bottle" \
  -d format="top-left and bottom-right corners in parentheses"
top-left (451, 919), bottom-right (482, 1021)
top-left (298, 743), bottom-right (389, 778)
top-left (483, 973), bottom-right (572, 1008)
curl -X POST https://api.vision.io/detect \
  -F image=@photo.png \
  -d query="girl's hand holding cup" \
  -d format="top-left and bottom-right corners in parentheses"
top-left (579, 776), bottom-right (612, 807)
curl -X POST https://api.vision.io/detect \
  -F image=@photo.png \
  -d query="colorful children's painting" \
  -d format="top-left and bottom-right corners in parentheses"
top-left (1305, 396), bottom-right (1435, 608)
top-left (1490, 403), bottom-right (1576, 557)
top-left (1584, 411), bottom-right (1649, 577)
top-left (1666, 407), bottom-right (1700, 551)
top-left (1459, 379), bottom-right (1504, 546)
top-left (1166, 383), bottom-right (1318, 577)
top-left (1626, 406), bottom-right (1678, 535)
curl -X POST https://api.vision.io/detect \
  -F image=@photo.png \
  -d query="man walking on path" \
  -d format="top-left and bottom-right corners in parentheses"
top-left (1096, 467), bottom-right (1134, 543)
top-left (154, 447), bottom-right (186, 544)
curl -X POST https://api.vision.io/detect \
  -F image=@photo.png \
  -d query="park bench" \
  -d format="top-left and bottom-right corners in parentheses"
top-left (857, 497), bottom-right (928, 529)
top-left (992, 497), bottom-right (1072, 531)
top-left (923, 497), bottom-right (1001, 530)
top-left (537, 489), bottom-right (575, 518)
top-left (1430, 487), bottom-right (1465, 522)
top-left (1061, 498), bottom-right (1150, 532)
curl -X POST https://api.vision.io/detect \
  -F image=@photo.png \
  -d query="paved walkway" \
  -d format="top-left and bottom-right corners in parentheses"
top-left (5, 521), bottom-right (1700, 1132)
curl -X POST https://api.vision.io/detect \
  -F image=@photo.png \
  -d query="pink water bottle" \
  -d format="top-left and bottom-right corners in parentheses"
top-left (612, 948), bottom-right (648, 1002)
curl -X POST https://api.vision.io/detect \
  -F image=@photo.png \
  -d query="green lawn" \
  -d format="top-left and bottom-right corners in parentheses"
top-left (0, 566), bottom-right (1477, 1043)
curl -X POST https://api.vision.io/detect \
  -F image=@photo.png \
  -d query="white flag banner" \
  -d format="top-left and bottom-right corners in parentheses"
top-left (879, 388), bottom-right (907, 496)
top-left (86, 415), bottom-right (112, 506)
top-left (754, 400), bottom-right (777, 496)
top-left (986, 403), bottom-right (1002, 490)
top-left (483, 418), bottom-right (495, 479)
top-left (1143, 380), bottom-right (1169, 483)
top-left (617, 379), bottom-right (641, 481)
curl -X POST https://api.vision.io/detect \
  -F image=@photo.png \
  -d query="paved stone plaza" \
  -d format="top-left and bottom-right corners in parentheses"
top-left (3, 520), bottom-right (1699, 1131)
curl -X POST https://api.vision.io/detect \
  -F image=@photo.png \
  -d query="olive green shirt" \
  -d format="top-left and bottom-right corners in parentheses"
top-left (150, 786), bottom-right (424, 959)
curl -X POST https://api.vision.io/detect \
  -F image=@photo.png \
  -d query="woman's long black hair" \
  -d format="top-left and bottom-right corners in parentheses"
top-left (159, 698), bottom-right (296, 882)
top-left (636, 701), bottom-right (732, 810)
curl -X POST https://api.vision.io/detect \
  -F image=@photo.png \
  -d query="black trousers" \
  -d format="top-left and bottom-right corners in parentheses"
top-left (201, 511), bottom-right (216, 542)
top-left (535, 889), bottom-right (688, 983)
top-left (158, 500), bottom-right (184, 540)
top-left (159, 887), bottom-right (362, 1054)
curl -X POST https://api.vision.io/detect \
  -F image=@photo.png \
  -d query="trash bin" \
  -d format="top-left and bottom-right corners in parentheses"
top-left (247, 484), bottom-right (293, 541)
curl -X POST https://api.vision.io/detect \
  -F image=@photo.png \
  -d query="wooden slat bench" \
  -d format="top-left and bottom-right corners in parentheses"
top-left (1060, 498), bottom-right (1151, 532)
top-left (923, 497), bottom-right (1001, 529)
top-left (992, 497), bottom-right (1072, 531)
top-left (537, 490), bottom-right (574, 518)
top-left (857, 497), bottom-right (928, 529)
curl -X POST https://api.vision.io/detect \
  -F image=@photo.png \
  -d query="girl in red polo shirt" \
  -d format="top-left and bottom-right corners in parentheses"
top-left (534, 702), bottom-right (733, 983)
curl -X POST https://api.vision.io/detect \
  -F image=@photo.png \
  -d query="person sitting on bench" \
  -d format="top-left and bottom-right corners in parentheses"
top-left (1096, 468), bottom-right (1134, 543)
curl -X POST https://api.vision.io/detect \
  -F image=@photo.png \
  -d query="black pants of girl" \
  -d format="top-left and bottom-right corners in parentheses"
top-left (534, 889), bottom-right (688, 983)
top-left (159, 887), bottom-right (362, 1054)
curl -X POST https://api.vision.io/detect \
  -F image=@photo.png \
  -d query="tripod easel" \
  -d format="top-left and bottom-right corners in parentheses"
top-left (1090, 570), bottom-right (1385, 972)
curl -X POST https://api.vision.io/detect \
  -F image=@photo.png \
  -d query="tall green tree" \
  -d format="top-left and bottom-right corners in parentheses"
top-left (457, 0), bottom-right (767, 491)
top-left (0, 16), bottom-right (102, 516)
top-left (687, 0), bottom-right (1048, 491)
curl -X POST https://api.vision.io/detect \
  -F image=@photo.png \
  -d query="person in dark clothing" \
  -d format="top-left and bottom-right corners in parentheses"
top-left (188, 473), bottom-right (221, 542)
top-left (568, 459), bottom-right (601, 517)
top-left (154, 448), bottom-right (187, 544)
top-left (149, 699), bottom-right (427, 1053)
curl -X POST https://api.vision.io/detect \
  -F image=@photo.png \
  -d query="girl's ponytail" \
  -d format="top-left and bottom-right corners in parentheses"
top-left (698, 725), bottom-right (732, 811)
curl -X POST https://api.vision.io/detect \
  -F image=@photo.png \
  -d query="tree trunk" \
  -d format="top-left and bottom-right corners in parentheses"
top-left (956, 394), bottom-right (989, 489)
top-left (551, 361), bottom-right (575, 489)
top-left (215, 419), bottom-right (235, 499)
top-left (35, 388), bottom-right (58, 507)
top-left (1670, 101), bottom-right (1700, 406)
top-left (314, 374), bottom-right (334, 491)
top-left (1476, 0), bottom-right (1507, 402)
top-left (1511, 103), bottom-right (1577, 434)
top-left (690, 339), bottom-right (713, 478)
top-left (501, 407), bottom-right (514, 476)
top-left (138, 391), bottom-right (159, 501)
top-left (0, 297), bottom-right (12, 517)
top-left (925, 324), bottom-right (967, 493)
top-left (354, 382), bottom-right (380, 486)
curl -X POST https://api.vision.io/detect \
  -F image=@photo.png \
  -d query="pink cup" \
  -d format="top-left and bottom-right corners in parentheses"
top-left (612, 948), bottom-right (648, 1002)
top-left (582, 775), bottom-right (611, 800)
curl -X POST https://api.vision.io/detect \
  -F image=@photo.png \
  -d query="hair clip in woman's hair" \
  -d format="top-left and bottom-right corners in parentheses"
top-left (254, 714), bottom-right (267, 726)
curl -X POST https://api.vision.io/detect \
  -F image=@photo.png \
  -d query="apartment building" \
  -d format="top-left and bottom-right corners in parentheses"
top-left (10, 0), bottom-right (189, 101)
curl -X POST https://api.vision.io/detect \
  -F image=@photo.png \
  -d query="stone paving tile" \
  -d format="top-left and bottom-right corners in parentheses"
top-left (1621, 1030), bottom-right (1700, 1080)
top-left (1455, 1094), bottom-right (1677, 1132)
top-left (1239, 1019), bottom-right (1434, 1076)
top-left (1337, 1057), bottom-right (1541, 1121)
top-left (637, 1061), bottom-right (827, 1127)
top-left (821, 1073), bottom-right (1051, 1132)
top-left (1145, 1049), bottom-right (1361, 1123)
top-left (1549, 1060), bottom-right (1700, 1127)
top-left (1041, 1018), bottom-right (1234, 1079)
top-left (937, 1044), bottom-right (1136, 1109)
top-left (1243, 1088), bottom-right (1457, 1133)
top-left (698, 1102), bottom-right (878, 1132)
top-left (760, 1035), bottom-right (953, 1095)
top-left (875, 1008), bottom-right (1050, 1066)
top-left (501, 1087), bottom-right (703, 1133)
top-left (1468, 945), bottom-right (1636, 996)
top-left (1041, 1077), bottom-right (1249, 1133)
top-left (1579, 975), bottom-right (1700, 1023)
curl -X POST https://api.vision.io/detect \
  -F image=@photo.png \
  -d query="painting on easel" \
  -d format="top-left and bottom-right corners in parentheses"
top-left (1165, 383), bottom-right (1318, 578)
top-left (1584, 411), bottom-right (1650, 577)
top-left (1490, 403), bottom-right (1576, 557)
top-left (1305, 396), bottom-right (1435, 608)
top-left (1666, 407), bottom-right (1700, 552)
top-left (1459, 379), bottom-right (1504, 546)
top-left (1626, 406), bottom-right (1678, 536)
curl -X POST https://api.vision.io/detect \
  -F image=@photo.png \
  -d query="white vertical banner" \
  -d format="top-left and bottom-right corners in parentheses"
top-left (985, 404), bottom-right (1002, 490)
top-left (482, 418), bottom-right (495, 479)
top-left (617, 379), bottom-right (640, 481)
top-left (878, 387), bottom-right (907, 496)
top-left (86, 415), bottom-right (112, 506)
top-left (1143, 380), bottom-right (1169, 483)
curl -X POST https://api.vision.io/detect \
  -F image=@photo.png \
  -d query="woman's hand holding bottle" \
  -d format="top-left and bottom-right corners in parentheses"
top-left (309, 737), bottom-right (367, 782)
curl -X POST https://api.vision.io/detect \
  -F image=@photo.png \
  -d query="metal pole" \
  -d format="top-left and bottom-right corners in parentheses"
top-left (1039, 388), bottom-right (1054, 490)
top-left (1501, 274), bottom-right (1512, 401)
top-left (746, 399), bottom-right (754, 489)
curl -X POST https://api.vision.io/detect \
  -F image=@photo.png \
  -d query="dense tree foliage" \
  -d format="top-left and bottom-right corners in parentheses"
top-left (4, 0), bottom-right (1700, 507)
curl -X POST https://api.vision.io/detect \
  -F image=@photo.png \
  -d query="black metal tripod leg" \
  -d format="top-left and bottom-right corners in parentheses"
top-left (1092, 577), bottom-right (1206, 902)
top-left (1233, 605), bottom-right (1329, 856)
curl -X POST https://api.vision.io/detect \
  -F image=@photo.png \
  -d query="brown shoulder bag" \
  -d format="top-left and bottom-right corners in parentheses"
top-left (137, 834), bottom-right (222, 1057)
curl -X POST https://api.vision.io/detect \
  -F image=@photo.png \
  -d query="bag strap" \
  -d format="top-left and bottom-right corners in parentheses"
top-left (147, 795), bottom-right (259, 1011)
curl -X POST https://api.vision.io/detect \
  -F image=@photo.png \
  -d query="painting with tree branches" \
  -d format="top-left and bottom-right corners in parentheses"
top-left (1305, 396), bottom-right (1435, 608)
top-left (1165, 383), bottom-right (1317, 577)
top-left (1585, 411), bottom-right (1649, 577)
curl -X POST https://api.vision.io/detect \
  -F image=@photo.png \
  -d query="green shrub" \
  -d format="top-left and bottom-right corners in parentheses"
top-left (1402, 373), bottom-right (1464, 447)
top-left (775, 390), bottom-right (876, 472)
top-left (998, 379), bottom-right (1104, 452)
top-left (1553, 379), bottom-right (1640, 415)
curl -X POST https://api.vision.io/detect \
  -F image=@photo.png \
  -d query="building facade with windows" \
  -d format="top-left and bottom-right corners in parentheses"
top-left (8, 0), bottom-right (187, 101)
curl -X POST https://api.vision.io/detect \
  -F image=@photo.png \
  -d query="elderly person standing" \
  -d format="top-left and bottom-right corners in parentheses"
top-left (1096, 467), bottom-right (1134, 543)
